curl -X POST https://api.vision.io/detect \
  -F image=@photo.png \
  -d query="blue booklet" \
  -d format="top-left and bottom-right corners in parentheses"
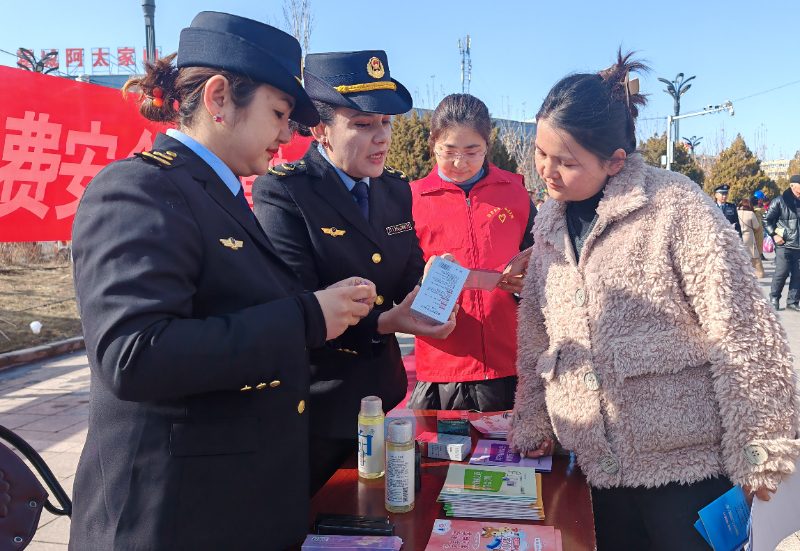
top-left (695, 485), bottom-right (749, 551)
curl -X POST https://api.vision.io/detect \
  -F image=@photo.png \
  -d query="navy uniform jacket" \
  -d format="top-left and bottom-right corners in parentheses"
top-left (252, 144), bottom-right (425, 438)
top-left (718, 201), bottom-right (742, 237)
top-left (69, 133), bottom-right (325, 551)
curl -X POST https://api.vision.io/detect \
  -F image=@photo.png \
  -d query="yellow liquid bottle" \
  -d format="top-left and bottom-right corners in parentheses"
top-left (358, 396), bottom-right (385, 479)
top-left (385, 419), bottom-right (415, 513)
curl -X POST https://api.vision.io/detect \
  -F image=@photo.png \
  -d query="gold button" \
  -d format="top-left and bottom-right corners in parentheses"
top-left (269, 380), bottom-right (281, 388)
top-left (240, 385), bottom-right (252, 391)
top-left (298, 400), bottom-right (306, 414)
top-left (256, 383), bottom-right (267, 390)
top-left (375, 295), bottom-right (384, 306)
top-left (372, 253), bottom-right (382, 264)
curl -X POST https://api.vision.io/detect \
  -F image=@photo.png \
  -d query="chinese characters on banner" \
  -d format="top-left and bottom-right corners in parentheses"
top-left (117, 47), bottom-right (136, 68)
top-left (91, 48), bottom-right (111, 74)
top-left (0, 66), bottom-right (166, 241)
top-left (16, 49), bottom-right (33, 70)
top-left (66, 49), bottom-right (84, 69)
top-left (0, 66), bottom-right (312, 241)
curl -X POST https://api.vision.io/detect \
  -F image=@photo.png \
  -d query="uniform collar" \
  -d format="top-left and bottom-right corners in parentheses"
top-left (166, 129), bottom-right (241, 197)
top-left (316, 142), bottom-right (370, 192)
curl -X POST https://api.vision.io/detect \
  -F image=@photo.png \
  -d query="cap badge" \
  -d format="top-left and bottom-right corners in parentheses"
top-left (367, 57), bottom-right (385, 79)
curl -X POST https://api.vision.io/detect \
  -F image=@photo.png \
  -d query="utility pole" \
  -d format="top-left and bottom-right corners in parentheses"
top-left (458, 36), bottom-right (471, 94)
top-left (666, 101), bottom-right (733, 171)
top-left (143, 0), bottom-right (157, 64)
top-left (658, 73), bottom-right (695, 147)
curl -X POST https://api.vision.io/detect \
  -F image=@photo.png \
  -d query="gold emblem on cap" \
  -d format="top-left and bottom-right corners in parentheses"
top-left (366, 57), bottom-right (385, 79)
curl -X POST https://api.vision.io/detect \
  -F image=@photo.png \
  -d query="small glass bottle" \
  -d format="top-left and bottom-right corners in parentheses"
top-left (385, 419), bottom-right (415, 513)
top-left (357, 396), bottom-right (385, 479)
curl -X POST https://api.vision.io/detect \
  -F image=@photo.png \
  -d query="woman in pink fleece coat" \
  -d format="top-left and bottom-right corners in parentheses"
top-left (509, 51), bottom-right (800, 550)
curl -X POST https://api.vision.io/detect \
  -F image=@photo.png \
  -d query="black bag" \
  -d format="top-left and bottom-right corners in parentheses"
top-left (0, 425), bottom-right (71, 550)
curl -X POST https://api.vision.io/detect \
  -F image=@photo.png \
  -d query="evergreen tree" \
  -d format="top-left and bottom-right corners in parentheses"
top-left (386, 111), bottom-right (434, 181)
top-left (704, 134), bottom-right (779, 203)
top-left (489, 126), bottom-right (517, 173)
top-left (639, 132), bottom-right (705, 185)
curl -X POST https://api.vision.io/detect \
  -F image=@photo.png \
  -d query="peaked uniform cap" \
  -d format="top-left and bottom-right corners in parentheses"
top-left (177, 11), bottom-right (319, 127)
top-left (303, 50), bottom-right (412, 115)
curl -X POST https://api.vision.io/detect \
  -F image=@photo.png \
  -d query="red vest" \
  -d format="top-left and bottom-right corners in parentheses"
top-left (410, 164), bottom-right (530, 382)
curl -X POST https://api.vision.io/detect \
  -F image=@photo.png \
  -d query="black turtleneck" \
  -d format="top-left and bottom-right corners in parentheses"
top-left (566, 187), bottom-right (604, 260)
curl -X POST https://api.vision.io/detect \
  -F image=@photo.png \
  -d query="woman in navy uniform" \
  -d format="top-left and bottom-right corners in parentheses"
top-left (252, 51), bottom-right (456, 494)
top-left (69, 13), bottom-right (375, 551)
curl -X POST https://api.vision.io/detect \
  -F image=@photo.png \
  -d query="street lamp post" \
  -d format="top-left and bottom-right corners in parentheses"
top-left (16, 48), bottom-right (59, 74)
top-left (143, 0), bottom-right (156, 64)
top-left (658, 73), bottom-right (695, 146)
top-left (666, 102), bottom-right (733, 170)
top-left (682, 135), bottom-right (703, 160)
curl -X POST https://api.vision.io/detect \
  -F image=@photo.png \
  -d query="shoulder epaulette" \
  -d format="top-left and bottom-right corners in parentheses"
top-left (268, 160), bottom-right (307, 178)
top-left (383, 166), bottom-right (409, 182)
top-left (134, 149), bottom-right (184, 169)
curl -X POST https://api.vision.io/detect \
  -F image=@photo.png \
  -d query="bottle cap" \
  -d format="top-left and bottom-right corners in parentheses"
top-left (387, 419), bottom-right (412, 443)
top-left (360, 396), bottom-right (383, 417)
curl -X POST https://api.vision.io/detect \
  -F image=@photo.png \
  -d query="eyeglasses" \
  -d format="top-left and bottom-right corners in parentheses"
top-left (435, 149), bottom-right (487, 161)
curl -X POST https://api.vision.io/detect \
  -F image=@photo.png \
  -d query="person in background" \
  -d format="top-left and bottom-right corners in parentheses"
top-left (752, 190), bottom-right (766, 259)
top-left (252, 50), bottom-right (456, 496)
top-left (764, 175), bottom-right (800, 312)
top-left (68, 13), bottom-right (375, 551)
top-left (738, 199), bottom-right (764, 277)
top-left (714, 184), bottom-right (742, 237)
top-left (510, 50), bottom-right (798, 551)
top-left (405, 94), bottom-right (535, 411)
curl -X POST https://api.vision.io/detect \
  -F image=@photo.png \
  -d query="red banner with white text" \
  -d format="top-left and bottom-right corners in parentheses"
top-left (0, 66), bottom-right (313, 242)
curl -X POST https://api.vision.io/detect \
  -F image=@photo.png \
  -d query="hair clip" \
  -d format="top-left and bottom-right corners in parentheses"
top-left (623, 72), bottom-right (639, 109)
top-left (152, 87), bottom-right (164, 108)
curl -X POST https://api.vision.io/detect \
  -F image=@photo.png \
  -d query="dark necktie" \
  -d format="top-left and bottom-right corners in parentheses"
top-left (351, 180), bottom-right (370, 220)
top-left (235, 186), bottom-right (255, 221)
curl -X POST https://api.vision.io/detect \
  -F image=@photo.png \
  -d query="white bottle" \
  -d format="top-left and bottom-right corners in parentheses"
top-left (357, 396), bottom-right (385, 479)
top-left (385, 419), bottom-right (415, 513)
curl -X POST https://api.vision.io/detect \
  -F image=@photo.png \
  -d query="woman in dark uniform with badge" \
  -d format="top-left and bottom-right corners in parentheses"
top-left (69, 13), bottom-right (375, 551)
top-left (252, 51), bottom-right (456, 494)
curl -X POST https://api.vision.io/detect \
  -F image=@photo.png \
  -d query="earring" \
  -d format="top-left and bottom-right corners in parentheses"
top-left (213, 114), bottom-right (223, 123)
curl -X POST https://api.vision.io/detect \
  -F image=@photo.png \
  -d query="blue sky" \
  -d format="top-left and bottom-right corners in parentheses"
top-left (3, 0), bottom-right (799, 160)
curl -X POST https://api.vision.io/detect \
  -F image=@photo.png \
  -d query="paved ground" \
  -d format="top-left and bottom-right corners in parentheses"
top-left (1, 255), bottom-right (798, 550)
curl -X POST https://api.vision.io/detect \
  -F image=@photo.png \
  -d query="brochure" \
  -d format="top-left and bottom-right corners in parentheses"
top-left (695, 485), bottom-right (749, 551)
top-left (470, 440), bottom-right (553, 472)
top-left (463, 247), bottom-right (533, 291)
top-left (410, 256), bottom-right (469, 325)
top-left (425, 519), bottom-right (560, 551)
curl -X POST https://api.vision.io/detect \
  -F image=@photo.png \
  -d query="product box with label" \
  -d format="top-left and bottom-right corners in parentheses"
top-left (410, 257), bottom-right (469, 325)
top-left (436, 410), bottom-right (471, 436)
top-left (416, 431), bottom-right (472, 461)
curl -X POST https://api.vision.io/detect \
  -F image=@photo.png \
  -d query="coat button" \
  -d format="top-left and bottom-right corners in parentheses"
top-left (584, 371), bottom-right (601, 391)
top-left (742, 443), bottom-right (768, 465)
top-left (372, 253), bottom-right (382, 264)
top-left (298, 400), bottom-right (306, 414)
top-left (375, 295), bottom-right (384, 306)
top-left (240, 385), bottom-right (252, 391)
top-left (575, 288), bottom-right (587, 307)
top-left (599, 455), bottom-right (619, 474)
top-left (256, 383), bottom-right (267, 390)
top-left (270, 381), bottom-right (281, 387)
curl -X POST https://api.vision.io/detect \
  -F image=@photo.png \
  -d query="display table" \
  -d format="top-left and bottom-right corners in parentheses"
top-left (288, 410), bottom-right (595, 550)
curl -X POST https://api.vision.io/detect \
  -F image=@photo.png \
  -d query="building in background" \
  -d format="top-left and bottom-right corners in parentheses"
top-left (761, 159), bottom-right (790, 181)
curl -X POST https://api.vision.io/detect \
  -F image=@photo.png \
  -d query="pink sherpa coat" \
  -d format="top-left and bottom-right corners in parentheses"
top-left (509, 153), bottom-right (800, 490)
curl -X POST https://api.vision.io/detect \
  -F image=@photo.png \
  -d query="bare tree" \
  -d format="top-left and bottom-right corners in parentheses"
top-left (497, 103), bottom-right (545, 195)
top-left (282, 0), bottom-right (314, 57)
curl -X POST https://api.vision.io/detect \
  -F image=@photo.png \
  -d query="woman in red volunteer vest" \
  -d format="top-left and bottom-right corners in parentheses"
top-left (407, 94), bottom-right (536, 411)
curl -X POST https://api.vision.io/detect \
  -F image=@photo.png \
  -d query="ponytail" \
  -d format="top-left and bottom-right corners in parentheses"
top-left (536, 48), bottom-right (649, 160)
